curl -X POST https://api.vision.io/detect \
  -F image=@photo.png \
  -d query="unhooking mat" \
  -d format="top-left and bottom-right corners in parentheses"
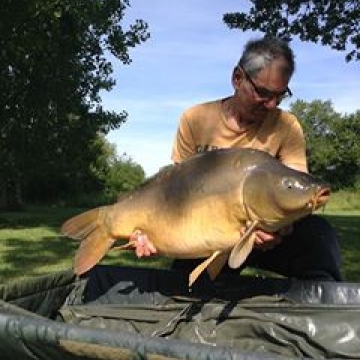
top-left (1, 265), bottom-right (360, 360)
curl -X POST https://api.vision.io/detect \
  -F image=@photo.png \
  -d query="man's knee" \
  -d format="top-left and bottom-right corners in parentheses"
top-left (294, 215), bottom-right (339, 250)
top-left (291, 215), bottom-right (342, 281)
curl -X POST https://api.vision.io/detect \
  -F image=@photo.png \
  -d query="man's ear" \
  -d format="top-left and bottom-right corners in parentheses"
top-left (232, 67), bottom-right (243, 89)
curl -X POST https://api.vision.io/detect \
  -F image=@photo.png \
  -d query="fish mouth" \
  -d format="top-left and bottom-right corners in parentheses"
top-left (311, 186), bottom-right (331, 211)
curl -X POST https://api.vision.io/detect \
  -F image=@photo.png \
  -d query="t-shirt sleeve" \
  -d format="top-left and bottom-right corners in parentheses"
top-left (171, 111), bottom-right (197, 163)
top-left (279, 114), bottom-right (308, 173)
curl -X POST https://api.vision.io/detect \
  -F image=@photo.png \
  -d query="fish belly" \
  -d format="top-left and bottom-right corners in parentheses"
top-left (141, 201), bottom-right (243, 259)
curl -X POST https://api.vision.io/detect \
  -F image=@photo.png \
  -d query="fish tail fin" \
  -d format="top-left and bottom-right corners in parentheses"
top-left (61, 207), bottom-right (106, 240)
top-left (74, 226), bottom-right (116, 275)
top-left (61, 206), bottom-right (115, 275)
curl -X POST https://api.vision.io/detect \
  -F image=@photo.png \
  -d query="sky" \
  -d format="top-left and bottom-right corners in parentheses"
top-left (103, 0), bottom-right (360, 177)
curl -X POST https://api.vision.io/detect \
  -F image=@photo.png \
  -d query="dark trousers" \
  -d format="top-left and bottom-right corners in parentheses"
top-left (171, 215), bottom-right (343, 281)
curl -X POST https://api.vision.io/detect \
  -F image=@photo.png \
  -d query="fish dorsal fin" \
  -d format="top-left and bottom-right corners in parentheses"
top-left (189, 250), bottom-right (221, 287)
top-left (228, 220), bottom-right (258, 269)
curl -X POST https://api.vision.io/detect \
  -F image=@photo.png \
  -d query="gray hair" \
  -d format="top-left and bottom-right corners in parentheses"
top-left (237, 37), bottom-right (295, 78)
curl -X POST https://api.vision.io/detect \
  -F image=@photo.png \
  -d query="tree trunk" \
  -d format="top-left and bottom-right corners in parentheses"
top-left (1, 176), bottom-right (24, 211)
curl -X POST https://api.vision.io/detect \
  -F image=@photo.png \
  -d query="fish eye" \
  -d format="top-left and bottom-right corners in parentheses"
top-left (282, 178), bottom-right (305, 191)
top-left (282, 178), bottom-right (304, 190)
top-left (282, 178), bottom-right (294, 189)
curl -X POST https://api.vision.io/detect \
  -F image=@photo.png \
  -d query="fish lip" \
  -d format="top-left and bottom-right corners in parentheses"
top-left (311, 187), bottom-right (331, 211)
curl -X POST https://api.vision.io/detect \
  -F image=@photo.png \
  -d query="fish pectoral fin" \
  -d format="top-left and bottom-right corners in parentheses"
top-left (228, 233), bottom-right (256, 269)
top-left (189, 250), bottom-right (222, 287)
top-left (206, 252), bottom-right (229, 281)
top-left (228, 221), bottom-right (258, 269)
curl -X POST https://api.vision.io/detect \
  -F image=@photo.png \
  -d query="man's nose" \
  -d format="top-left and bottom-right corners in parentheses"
top-left (263, 97), bottom-right (279, 109)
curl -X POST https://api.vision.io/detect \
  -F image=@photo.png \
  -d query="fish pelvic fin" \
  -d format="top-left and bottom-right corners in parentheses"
top-left (228, 221), bottom-right (258, 269)
top-left (189, 250), bottom-right (222, 287)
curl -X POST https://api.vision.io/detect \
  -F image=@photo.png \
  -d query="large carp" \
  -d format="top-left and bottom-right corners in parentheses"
top-left (61, 148), bottom-right (330, 286)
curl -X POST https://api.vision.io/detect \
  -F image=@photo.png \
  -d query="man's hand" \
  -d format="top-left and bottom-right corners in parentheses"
top-left (254, 225), bottom-right (293, 251)
top-left (129, 230), bottom-right (157, 257)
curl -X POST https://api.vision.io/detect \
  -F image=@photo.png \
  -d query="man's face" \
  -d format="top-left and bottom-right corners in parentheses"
top-left (233, 59), bottom-right (292, 122)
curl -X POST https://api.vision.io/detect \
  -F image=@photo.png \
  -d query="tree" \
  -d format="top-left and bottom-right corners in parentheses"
top-left (102, 154), bottom-right (146, 202)
top-left (0, 0), bottom-right (149, 209)
top-left (330, 110), bottom-right (360, 189)
top-left (223, 1), bottom-right (360, 61)
top-left (290, 100), bottom-right (360, 189)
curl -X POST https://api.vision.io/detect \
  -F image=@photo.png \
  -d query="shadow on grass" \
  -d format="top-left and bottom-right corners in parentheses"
top-left (1, 236), bottom-right (172, 283)
top-left (0, 206), bottom-right (85, 282)
top-left (0, 206), bottom-right (84, 230)
top-left (0, 235), bottom-right (78, 280)
top-left (323, 214), bottom-right (360, 282)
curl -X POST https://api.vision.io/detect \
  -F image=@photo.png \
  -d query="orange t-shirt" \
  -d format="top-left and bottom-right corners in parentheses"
top-left (171, 98), bottom-right (308, 172)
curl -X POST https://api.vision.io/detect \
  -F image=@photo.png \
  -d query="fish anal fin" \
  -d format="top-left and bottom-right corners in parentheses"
top-left (206, 252), bottom-right (229, 281)
top-left (189, 250), bottom-right (221, 287)
top-left (228, 221), bottom-right (258, 269)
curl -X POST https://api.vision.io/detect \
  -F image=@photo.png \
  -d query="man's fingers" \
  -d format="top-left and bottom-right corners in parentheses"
top-left (135, 245), bottom-right (144, 257)
top-left (254, 230), bottom-right (283, 251)
top-left (147, 240), bottom-right (157, 254)
top-left (133, 233), bottom-right (157, 257)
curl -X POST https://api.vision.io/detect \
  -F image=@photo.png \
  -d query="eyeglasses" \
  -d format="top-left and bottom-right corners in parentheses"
top-left (239, 66), bottom-right (292, 102)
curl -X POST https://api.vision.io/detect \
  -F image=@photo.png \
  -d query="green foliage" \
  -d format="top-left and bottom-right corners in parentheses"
top-left (0, 0), bottom-right (150, 208)
top-left (223, 1), bottom-right (360, 62)
top-left (102, 155), bottom-right (146, 202)
top-left (290, 100), bottom-right (360, 190)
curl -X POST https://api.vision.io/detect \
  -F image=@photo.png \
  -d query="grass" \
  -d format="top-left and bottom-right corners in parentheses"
top-left (0, 191), bottom-right (359, 284)
top-left (0, 205), bottom-right (172, 284)
top-left (322, 212), bottom-right (360, 281)
top-left (0, 206), bottom-right (78, 281)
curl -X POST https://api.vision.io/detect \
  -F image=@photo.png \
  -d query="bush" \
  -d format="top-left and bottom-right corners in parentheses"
top-left (103, 157), bottom-right (145, 202)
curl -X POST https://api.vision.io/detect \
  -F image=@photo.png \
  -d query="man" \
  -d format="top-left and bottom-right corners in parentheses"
top-left (136, 37), bottom-right (342, 281)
